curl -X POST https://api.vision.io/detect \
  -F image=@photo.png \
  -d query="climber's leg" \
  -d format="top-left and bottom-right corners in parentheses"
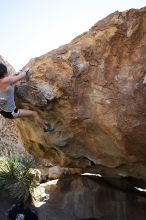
top-left (17, 109), bottom-right (54, 132)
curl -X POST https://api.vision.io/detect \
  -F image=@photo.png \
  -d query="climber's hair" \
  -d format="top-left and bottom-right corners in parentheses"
top-left (0, 63), bottom-right (7, 79)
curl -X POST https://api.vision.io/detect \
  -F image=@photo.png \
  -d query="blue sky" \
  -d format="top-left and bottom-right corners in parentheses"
top-left (0, 0), bottom-right (146, 70)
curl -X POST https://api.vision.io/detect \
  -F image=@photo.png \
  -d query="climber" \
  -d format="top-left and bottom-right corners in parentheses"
top-left (0, 63), bottom-right (54, 132)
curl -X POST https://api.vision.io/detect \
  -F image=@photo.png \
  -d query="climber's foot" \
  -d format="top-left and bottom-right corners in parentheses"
top-left (44, 124), bottom-right (54, 132)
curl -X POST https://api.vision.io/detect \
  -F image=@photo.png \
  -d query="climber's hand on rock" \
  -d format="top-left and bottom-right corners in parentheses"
top-left (26, 68), bottom-right (33, 76)
top-left (23, 68), bottom-right (33, 81)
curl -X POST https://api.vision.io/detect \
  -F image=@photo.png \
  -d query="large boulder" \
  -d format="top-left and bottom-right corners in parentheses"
top-left (2, 8), bottom-right (146, 183)
top-left (16, 7), bottom-right (146, 180)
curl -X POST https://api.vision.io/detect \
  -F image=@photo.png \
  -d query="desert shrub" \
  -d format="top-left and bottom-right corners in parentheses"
top-left (0, 155), bottom-right (37, 203)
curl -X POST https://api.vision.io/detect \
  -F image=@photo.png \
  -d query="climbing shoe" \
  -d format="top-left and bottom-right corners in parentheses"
top-left (44, 124), bottom-right (54, 132)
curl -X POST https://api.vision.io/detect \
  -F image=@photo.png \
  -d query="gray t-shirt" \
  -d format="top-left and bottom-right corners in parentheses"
top-left (0, 85), bottom-right (16, 112)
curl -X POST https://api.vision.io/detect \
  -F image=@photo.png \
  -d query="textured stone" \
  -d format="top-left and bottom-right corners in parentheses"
top-left (36, 175), bottom-right (146, 220)
top-left (2, 8), bottom-right (146, 185)
top-left (0, 176), bottom-right (146, 220)
top-left (47, 166), bottom-right (82, 179)
top-left (14, 8), bottom-right (146, 181)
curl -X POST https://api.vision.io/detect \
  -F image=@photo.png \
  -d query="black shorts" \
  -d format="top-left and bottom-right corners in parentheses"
top-left (0, 108), bottom-right (20, 119)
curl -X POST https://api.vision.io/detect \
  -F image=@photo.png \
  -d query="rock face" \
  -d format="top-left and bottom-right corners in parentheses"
top-left (36, 175), bottom-right (146, 220)
top-left (1, 7), bottom-right (146, 219)
top-left (3, 8), bottom-right (146, 182)
top-left (1, 176), bottom-right (146, 220)
top-left (15, 7), bottom-right (146, 180)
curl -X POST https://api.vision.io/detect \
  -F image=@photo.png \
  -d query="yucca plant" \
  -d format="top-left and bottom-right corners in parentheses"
top-left (0, 155), bottom-right (37, 203)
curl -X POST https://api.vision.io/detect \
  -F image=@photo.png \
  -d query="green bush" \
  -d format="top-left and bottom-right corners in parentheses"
top-left (0, 155), bottom-right (37, 203)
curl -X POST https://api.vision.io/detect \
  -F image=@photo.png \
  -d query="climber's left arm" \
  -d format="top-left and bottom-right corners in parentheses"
top-left (1, 69), bottom-right (32, 85)
top-left (0, 70), bottom-right (27, 85)
top-left (10, 69), bottom-right (32, 84)
top-left (9, 71), bottom-right (26, 84)
top-left (10, 70), bottom-right (27, 84)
